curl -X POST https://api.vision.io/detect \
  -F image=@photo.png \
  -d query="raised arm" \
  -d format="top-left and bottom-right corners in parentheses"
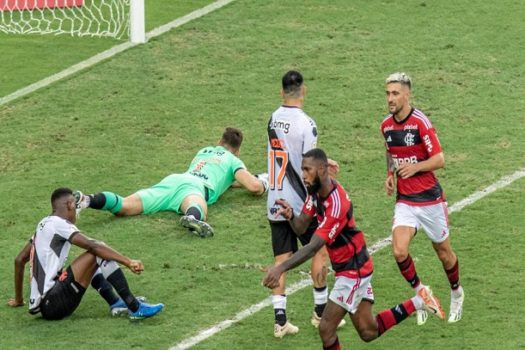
top-left (234, 169), bottom-right (268, 195)
top-left (274, 198), bottom-right (313, 235)
top-left (8, 241), bottom-right (31, 307)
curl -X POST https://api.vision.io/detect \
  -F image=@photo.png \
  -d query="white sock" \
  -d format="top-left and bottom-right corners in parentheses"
top-left (451, 285), bottom-right (463, 298)
top-left (414, 283), bottom-right (425, 294)
top-left (272, 294), bottom-right (287, 310)
top-left (313, 286), bottom-right (328, 305)
top-left (412, 295), bottom-right (424, 310)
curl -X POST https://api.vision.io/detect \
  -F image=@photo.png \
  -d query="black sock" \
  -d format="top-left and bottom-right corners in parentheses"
top-left (91, 273), bottom-right (119, 306)
top-left (315, 303), bottom-right (326, 318)
top-left (274, 308), bottom-right (287, 326)
top-left (106, 269), bottom-right (139, 312)
top-left (185, 206), bottom-right (202, 220)
top-left (88, 193), bottom-right (106, 210)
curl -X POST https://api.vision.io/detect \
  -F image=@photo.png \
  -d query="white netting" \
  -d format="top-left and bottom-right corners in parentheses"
top-left (0, 0), bottom-right (130, 39)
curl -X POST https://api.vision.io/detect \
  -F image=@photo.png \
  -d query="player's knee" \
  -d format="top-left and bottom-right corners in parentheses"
top-left (311, 265), bottom-right (327, 286)
top-left (356, 327), bottom-right (377, 343)
top-left (392, 245), bottom-right (409, 262)
top-left (318, 319), bottom-right (336, 343)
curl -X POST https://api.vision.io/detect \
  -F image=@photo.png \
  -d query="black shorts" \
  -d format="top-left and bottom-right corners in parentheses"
top-left (270, 220), bottom-right (318, 256)
top-left (40, 266), bottom-right (86, 320)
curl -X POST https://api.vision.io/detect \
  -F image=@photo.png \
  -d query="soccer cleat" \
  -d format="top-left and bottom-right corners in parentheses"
top-left (311, 311), bottom-right (346, 328)
top-left (416, 309), bottom-right (428, 325)
top-left (73, 190), bottom-right (88, 216)
top-left (448, 288), bottom-right (464, 323)
top-left (274, 321), bottom-right (299, 338)
top-left (417, 286), bottom-right (445, 320)
top-left (110, 296), bottom-right (146, 316)
top-left (128, 301), bottom-right (164, 320)
top-left (180, 215), bottom-right (214, 238)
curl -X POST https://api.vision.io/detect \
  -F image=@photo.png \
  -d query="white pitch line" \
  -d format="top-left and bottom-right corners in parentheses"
top-left (0, 0), bottom-right (236, 107)
top-left (169, 166), bottom-right (525, 350)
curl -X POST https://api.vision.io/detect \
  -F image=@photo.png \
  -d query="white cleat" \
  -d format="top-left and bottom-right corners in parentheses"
top-left (73, 190), bottom-right (88, 217)
top-left (311, 311), bottom-right (346, 328)
top-left (416, 309), bottom-right (428, 325)
top-left (417, 285), bottom-right (445, 320)
top-left (448, 288), bottom-right (464, 323)
top-left (274, 321), bottom-right (299, 338)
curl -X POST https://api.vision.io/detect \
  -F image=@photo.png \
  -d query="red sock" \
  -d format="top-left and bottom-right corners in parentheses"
top-left (446, 258), bottom-right (460, 290)
top-left (323, 337), bottom-right (341, 350)
top-left (397, 255), bottom-right (420, 288)
top-left (376, 299), bottom-right (415, 337)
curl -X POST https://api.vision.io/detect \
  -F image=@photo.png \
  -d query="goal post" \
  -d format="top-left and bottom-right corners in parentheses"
top-left (0, 0), bottom-right (146, 43)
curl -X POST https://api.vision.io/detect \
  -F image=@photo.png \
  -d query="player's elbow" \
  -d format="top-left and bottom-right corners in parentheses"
top-left (86, 239), bottom-right (106, 253)
top-left (14, 254), bottom-right (27, 267)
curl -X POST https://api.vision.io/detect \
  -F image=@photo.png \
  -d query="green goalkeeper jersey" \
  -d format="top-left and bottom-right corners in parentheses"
top-left (185, 146), bottom-right (245, 204)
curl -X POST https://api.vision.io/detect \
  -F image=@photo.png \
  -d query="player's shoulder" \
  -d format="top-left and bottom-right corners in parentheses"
top-left (411, 108), bottom-right (434, 129)
top-left (380, 113), bottom-right (394, 132)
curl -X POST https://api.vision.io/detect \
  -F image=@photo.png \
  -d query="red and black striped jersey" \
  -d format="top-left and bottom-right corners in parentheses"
top-left (302, 181), bottom-right (373, 279)
top-left (381, 108), bottom-right (445, 206)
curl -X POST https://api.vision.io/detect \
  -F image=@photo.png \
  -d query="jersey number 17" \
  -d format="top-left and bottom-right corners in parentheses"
top-left (269, 150), bottom-right (288, 190)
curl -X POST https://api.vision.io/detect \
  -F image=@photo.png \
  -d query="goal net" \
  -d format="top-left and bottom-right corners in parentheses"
top-left (0, 0), bottom-right (140, 40)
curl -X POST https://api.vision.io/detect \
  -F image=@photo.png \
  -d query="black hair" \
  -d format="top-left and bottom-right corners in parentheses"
top-left (221, 127), bottom-right (243, 150)
top-left (51, 187), bottom-right (73, 207)
top-left (303, 148), bottom-right (328, 166)
top-left (282, 70), bottom-right (304, 96)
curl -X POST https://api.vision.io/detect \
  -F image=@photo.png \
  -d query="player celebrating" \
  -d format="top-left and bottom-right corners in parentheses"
top-left (266, 70), bottom-right (341, 338)
top-left (381, 72), bottom-right (464, 324)
top-left (9, 187), bottom-right (164, 320)
top-left (75, 127), bottom-right (268, 238)
top-left (263, 149), bottom-right (444, 350)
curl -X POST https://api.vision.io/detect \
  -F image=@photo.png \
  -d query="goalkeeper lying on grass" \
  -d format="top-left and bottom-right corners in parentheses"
top-left (75, 127), bottom-right (268, 238)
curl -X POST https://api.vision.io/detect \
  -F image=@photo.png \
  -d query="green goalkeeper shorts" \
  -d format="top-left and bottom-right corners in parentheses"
top-left (136, 174), bottom-right (207, 214)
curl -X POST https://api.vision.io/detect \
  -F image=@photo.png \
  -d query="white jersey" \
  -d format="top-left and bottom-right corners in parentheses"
top-left (29, 215), bottom-right (79, 313)
top-left (267, 105), bottom-right (317, 220)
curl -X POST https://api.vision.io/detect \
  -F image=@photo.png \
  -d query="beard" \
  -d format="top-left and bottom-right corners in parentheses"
top-left (306, 176), bottom-right (321, 195)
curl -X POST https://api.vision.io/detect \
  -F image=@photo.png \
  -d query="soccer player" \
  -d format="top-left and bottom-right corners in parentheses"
top-left (8, 187), bottom-right (164, 320)
top-left (381, 72), bottom-right (464, 324)
top-left (263, 149), bottom-right (444, 350)
top-left (266, 70), bottom-right (341, 337)
top-left (75, 127), bottom-right (268, 238)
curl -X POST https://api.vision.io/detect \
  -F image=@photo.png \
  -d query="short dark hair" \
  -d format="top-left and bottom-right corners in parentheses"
top-left (221, 127), bottom-right (243, 150)
top-left (282, 70), bottom-right (303, 96)
top-left (303, 148), bottom-right (328, 166)
top-left (51, 187), bottom-right (73, 207)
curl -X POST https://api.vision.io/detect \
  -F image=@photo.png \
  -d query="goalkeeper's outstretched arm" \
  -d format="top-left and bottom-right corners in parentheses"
top-left (234, 169), bottom-right (268, 195)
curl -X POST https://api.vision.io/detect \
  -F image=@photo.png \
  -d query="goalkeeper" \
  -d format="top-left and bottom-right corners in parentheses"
top-left (75, 127), bottom-right (268, 238)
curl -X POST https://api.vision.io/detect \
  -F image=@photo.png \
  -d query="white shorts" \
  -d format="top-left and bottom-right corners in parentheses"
top-left (329, 275), bottom-right (374, 314)
top-left (393, 202), bottom-right (449, 243)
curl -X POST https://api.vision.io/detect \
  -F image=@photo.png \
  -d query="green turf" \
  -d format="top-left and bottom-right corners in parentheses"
top-left (0, 0), bottom-right (215, 96)
top-left (1, 0), bottom-right (524, 349)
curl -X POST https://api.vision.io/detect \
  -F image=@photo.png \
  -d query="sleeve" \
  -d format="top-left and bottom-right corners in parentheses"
top-left (55, 219), bottom-right (80, 242)
top-left (231, 154), bottom-right (246, 174)
top-left (302, 117), bottom-right (318, 154)
top-left (301, 194), bottom-right (316, 217)
top-left (419, 121), bottom-right (442, 157)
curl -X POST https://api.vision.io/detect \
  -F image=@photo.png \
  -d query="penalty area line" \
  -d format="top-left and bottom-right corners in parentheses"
top-left (0, 0), bottom-right (236, 107)
top-left (169, 166), bottom-right (525, 350)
